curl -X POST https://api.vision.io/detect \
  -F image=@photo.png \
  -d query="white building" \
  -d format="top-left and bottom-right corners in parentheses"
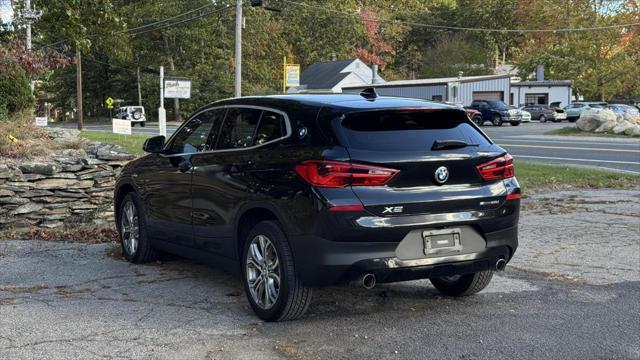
top-left (510, 80), bottom-right (573, 108)
top-left (342, 74), bottom-right (512, 106)
top-left (292, 59), bottom-right (384, 93)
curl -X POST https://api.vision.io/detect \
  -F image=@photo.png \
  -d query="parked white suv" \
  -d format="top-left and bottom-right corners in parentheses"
top-left (115, 106), bottom-right (146, 127)
top-left (564, 102), bottom-right (607, 122)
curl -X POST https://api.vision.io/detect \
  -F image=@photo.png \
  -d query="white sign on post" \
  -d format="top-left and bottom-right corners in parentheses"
top-left (112, 119), bottom-right (132, 135)
top-left (35, 117), bottom-right (48, 127)
top-left (164, 79), bottom-right (191, 99)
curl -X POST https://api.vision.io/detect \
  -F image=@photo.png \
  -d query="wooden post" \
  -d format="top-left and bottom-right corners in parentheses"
top-left (76, 49), bottom-right (84, 131)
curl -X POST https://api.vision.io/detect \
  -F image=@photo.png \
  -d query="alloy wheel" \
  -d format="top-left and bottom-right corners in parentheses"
top-left (120, 200), bottom-right (139, 256)
top-left (246, 234), bottom-right (281, 310)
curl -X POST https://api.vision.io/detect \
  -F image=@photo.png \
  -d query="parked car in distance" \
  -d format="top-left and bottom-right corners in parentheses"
top-left (114, 92), bottom-right (521, 321)
top-left (511, 106), bottom-right (531, 123)
top-left (467, 100), bottom-right (522, 126)
top-left (465, 107), bottom-right (484, 125)
top-left (115, 106), bottom-right (146, 126)
top-left (448, 102), bottom-right (483, 125)
top-left (607, 104), bottom-right (640, 120)
top-left (522, 104), bottom-right (566, 122)
top-left (564, 102), bottom-right (607, 122)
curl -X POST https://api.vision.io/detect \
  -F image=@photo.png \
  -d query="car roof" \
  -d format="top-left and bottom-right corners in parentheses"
top-left (204, 93), bottom-right (459, 113)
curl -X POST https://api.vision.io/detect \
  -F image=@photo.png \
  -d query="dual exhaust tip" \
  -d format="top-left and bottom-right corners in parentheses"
top-left (354, 259), bottom-right (506, 289)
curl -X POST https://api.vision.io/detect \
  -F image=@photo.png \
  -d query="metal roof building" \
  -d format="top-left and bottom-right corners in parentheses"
top-left (341, 74), bottom-right (512, 106)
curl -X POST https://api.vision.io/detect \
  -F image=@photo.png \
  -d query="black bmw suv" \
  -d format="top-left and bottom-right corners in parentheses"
top-left (114, 91), bottom-right (520, 321)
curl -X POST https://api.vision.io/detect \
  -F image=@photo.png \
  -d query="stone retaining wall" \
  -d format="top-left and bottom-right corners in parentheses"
top-left (0, 131), bottom-right (134, 230)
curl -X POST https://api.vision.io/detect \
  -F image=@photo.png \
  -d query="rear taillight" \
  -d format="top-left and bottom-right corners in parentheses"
top-left (295, 160), bottom-right (399, 188)
top-left (476, 154), bottom-right (515, 180)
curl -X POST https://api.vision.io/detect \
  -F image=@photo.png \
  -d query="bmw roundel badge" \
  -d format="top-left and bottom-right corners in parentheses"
top-left (434, 166), bottom-right (449, 185)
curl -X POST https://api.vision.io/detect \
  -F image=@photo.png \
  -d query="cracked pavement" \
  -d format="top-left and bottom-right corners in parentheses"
top-left (1, 189), bottom-right (639, 359)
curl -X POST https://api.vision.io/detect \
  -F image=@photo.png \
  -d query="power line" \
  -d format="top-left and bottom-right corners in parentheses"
top-left (279, 0), bottom-right (640, 33)
top-left (35, 3), bottom-right (229, 49)
top-left (112, 2), bottom-right (217, 35)
top-left (127, 5), bottom-right (232, 37)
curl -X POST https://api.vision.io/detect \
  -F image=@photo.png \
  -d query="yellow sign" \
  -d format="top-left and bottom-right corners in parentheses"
top-left (105, 97), bottom-right (114, 109)
top-left (285, 64), bottom-right (300, 88)
top-left (7, 134), bottom-right (18, 143)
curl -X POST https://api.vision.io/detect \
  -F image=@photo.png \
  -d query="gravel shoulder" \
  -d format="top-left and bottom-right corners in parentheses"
top-left (1, 189), bottom-right (639, 359)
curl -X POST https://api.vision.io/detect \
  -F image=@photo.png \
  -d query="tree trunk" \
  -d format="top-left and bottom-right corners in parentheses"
top-left (162, 34), bottom-right (181, 122)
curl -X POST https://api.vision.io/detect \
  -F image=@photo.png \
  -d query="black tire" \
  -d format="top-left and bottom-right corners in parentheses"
top-left (539, 115), bottom-right (546, 123)
top-left (510, 121), bottom-right (520, 126)
top-left (140, 122), bottom-right (146, 127)
top-left (492, 115), bottom-right (503, 126)
top-left (241, 220), bottom-right (312, 321)
top-left (117, 192), bottom-right (159, 263)
top-left (430, 270), bottom-right (494, 296)
top-left (472, 115), bottom-right (483, 126)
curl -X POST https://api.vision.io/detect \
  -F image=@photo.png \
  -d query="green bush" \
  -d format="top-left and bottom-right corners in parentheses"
top-left (0, 70), bottom-right (34, 113)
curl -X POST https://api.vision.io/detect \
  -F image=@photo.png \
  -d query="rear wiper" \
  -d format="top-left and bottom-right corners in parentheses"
top-left (431, 140), bottom-right (479, 150)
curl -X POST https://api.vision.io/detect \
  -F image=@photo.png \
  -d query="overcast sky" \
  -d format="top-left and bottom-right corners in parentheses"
top-left (0, 0), bottom-right (12, 24)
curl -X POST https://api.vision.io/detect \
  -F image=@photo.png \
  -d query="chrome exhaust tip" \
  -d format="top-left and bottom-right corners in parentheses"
top-left (362, 273), bottom-right (376, 289)
top-left (495, 259), bottom-right (507, 272)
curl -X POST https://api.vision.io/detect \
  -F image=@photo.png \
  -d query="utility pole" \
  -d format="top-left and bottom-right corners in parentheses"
top-left (137, 67), bottom-right (142, 106)
top-left (18, 0), bottom-right (42, 92)
top-left (25, 0), bottom-right (31, 51)
top-left (234, 0), bottom-right (242, 97)
top-left (158, 66), bottom-right (166, 137)
top-left (76, 49), bottom-right (83, 130)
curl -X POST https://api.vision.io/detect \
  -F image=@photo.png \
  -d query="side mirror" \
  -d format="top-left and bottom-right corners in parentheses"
top-left (143, 135), bottom-right (165, 153)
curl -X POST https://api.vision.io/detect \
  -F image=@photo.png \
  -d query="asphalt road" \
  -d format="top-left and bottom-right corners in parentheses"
top-left (482, 123), bottom-right (640, 174)
top-left (1, 189), bottom-right (639, 359)
top-left (54, 121), bottom-right (640, 174)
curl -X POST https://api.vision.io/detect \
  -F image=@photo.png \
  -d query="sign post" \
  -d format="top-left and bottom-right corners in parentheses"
top-left (106, 96), bottom-right (114, 120)
top-left (158, 66), bottom-right (166, 137)
top-left (282, 56), bottom-right (300, 93)
top-left (35, 116), bottom-right (47, 127)
top-left (164, 79), bottom-right (192, 99)
top-left (112, 118), bottom-right (131, 135)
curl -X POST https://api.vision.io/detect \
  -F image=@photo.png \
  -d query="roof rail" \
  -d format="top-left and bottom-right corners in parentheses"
top-left (359, 87), bottom-right (378, 100)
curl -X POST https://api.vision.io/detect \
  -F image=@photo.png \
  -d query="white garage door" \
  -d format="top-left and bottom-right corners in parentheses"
top-left (473, 91), bottom-right (503, 101)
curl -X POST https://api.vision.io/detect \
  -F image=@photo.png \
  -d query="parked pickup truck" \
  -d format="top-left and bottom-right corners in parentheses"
top-left (466, 100), bottom-right (522, 126)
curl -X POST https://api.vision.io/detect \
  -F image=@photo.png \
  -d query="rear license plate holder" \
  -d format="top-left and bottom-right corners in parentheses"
top-left (423, 228), bottom-right (463, 255)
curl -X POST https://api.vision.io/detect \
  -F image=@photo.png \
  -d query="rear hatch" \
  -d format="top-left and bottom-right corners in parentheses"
top-left (335, 108), bottom-right (508, 216)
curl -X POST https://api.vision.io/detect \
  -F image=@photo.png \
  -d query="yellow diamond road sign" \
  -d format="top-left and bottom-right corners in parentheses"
top-left (106, 97), bottom-right (114, 109)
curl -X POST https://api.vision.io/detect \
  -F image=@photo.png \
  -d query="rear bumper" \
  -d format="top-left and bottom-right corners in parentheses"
top-left (290, 223), bottom-right (518, 287)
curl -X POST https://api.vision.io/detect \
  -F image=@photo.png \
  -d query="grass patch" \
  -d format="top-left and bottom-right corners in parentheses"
top-left (80, 131), bottom-right (151, 156)
top-left (516, 161), bottom-right (640, 191)
top-left (545, 126), bottom-right (638, 138)
top-left (0, 111), bottom-right (57, 158)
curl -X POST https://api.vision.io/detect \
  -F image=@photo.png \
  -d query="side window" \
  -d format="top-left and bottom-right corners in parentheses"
top-left (479, 102), bottom-right (489, 109)
top-left (169, 109), bottom-right (223, 154)
top-left (470, 101), bottom-right (480, 108)
top-left (254, 110), bottom-right (286, 145)
top-left (216, 108), bottom-right (262, 149)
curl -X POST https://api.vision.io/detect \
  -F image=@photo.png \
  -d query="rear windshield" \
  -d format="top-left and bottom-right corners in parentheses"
top-left (339, 109), bottom-right (491, 151)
